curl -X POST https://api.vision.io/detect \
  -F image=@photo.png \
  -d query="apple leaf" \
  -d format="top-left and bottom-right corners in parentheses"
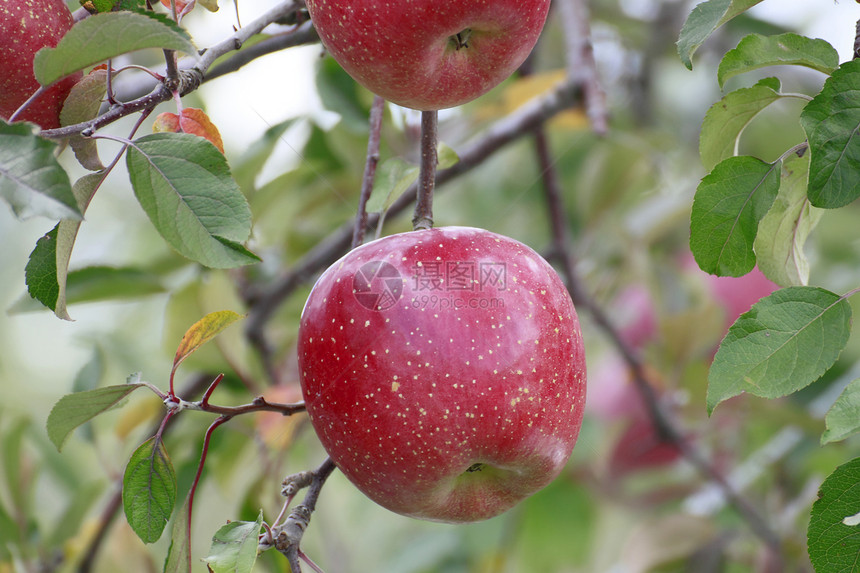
top-left (173, 310), bottom-right (244, 369)
top-left (126, 132), bottom-right (260, 268)
top-left (0, 121), bottom-right (80, 221)
top-left (153, 108), bottom-right (225, 153)
top-left (677, 0), bottom-right (764, 70)
top-left (60, 69), bottom-right (109, 171)
top-left (822, 379), bottom-right (860, 444)
top-left (202, 512), bottom-right (263, 573)
top-left (699, 77), bottom-right (784, 171)
top-left (23, 172), bottom-right (105, 319)
top-left (123, 436), bottom-right (177, 544)
top-left (753, 150), bottom-right (821, 287)
top-left (717, 33), bottom-right (838, 89)
top-left (801, 59), bottom-right (860, 209)
top-left (367, 158), bottom-right (419, 213)
top-left (231, 118), bottom-right (297, 195)
top-left (690, 155), bottom-right (781, 276)
top-left (808, 457), bottom-right (860, 572)
top-left (706, 286), bottom-right (852, 414)
top-left (46, 383), bottom-right (146, 451)
top-left (33, 11), bottom-right (195, 87)
top-left (163, 492), bottom-right (192, 573)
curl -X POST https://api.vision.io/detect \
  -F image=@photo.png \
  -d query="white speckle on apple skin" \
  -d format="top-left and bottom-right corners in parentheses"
top-left (298, 227), bottom-right (587, 523)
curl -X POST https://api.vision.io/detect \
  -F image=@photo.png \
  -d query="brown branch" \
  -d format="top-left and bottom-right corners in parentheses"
top-left (352, 95), bottom-right (386, 248)
top-left (271, 457), bottom-right (338, 572)
top-left (555, 0), bottom-right (608, 135)
top-left (412, 110), bottom-right (438, 230)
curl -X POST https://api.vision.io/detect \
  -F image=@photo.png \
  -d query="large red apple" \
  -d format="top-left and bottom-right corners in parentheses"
top-left (0, 0), bottom-right (81, 129)
top-left (298, 227), bottom-right (586, 522)
top-left (304, 0), bottom-right (552, 110)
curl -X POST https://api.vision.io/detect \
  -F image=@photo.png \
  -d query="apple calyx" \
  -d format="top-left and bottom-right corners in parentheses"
top-left (450, 29), bottom-right (473, 50)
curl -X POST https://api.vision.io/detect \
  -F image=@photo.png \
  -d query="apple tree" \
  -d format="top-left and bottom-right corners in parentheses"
top-left (2, 0), bottom-right (860, 571)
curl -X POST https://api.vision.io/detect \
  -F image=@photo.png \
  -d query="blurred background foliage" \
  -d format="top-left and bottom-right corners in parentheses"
top-left (2, 0), bottom-right (860, 572)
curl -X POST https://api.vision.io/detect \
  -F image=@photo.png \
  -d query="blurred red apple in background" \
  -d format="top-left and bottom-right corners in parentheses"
top-left (0, 0), bottom-right (81, 129)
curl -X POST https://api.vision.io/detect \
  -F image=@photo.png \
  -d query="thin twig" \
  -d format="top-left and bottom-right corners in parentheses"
top-left (412, 110), bottom-right (438, 230)
top-left (352, 95), bottom-right (386, 248)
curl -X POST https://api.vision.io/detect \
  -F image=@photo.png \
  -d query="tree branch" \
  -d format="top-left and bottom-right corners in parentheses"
top-left (269, 457), bottom-right (338, 572)
top-left (352, 95), bottom-right (386, 248)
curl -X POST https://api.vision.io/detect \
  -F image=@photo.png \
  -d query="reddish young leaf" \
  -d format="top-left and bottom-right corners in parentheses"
top-left (153, 108), bottom-right (224, 153)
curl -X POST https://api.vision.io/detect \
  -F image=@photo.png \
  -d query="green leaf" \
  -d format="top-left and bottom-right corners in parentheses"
top-left (123, 436), bottom-right (177, 544)
top-left (367, 158), bottom-right (419, 213)
top-left (809, 457), bottom-right (860, 572)
top-left (126, 132), bottom-right (259, 268)
top-left (33, 11), bottom-right (195, 86)
top-left (690, 155), bottom-right (781, 276)
top-left (164, 493), bottom-right (192, 573)
top-left (677, 0), bottom-right (764, 70)
top-left (699, 77), bottom-right (784, 171)
top-left (0, 121), bottom-right (80, 220)
top-left (822, 379), bottom-right (860, 444)
top-left (203, 512), bottom-right (263, 573)
top-left (706, 286), bottom-right (852, 413)
top-left (25, 225), bottom-right (62, 314)
top-left (232, 118), bottom-right (297, 195)
top-left (23, 172), bottom-right (104, 319)
top-left (754, 149), bottom-right (821, 287)
top-left (801, 58), bottom-right (860, 209)
top-left (60, 69), bottom-right (109, 171)
top-left (46, 383), bottom-right (145, 450)
top-left (718, 33), bottom-right (839, 89)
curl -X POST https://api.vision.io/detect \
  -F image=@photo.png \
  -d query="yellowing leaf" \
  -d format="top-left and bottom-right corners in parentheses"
top-left (153, 108), bottom-right (224, 153)
top-left (173, 310), bottom-right (244, 368)
top-left (477, 70), bottom-right (588, 129)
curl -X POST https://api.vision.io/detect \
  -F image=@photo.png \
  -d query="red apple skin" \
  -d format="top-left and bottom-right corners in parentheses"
top-left (298, 227), bottom-right (586, 522)
top-left (304, 0), bottom-right (551, 111)
top-left (0, 0), bottom-right (81, 129)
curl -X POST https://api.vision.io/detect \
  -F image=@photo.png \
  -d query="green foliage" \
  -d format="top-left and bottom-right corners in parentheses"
top-left (753, 150), bottom-right (820, 287)
top-left (33, 10), bottom-right (195, 86)
top-left (203, 512), bottom-right (263, 573)
top-left (676, 0), bottom-right (764, 70)
top-left (126, 132), bottom-right (259, 268)
top-left (698, 77), bottom-right (786, 171)
top-left (822, 379), bottom-right (860, 444)
top-left (707, 286), bottom-right (852, 413)
top-left (717, 33), bottom-right (838, 89)
top-left (122, 436), bottom-right (177, 544)
top-left (0, 121), bottom-right (80, 220)
top-left (808, 457), bottom-right (860, 572)
top-left (801, 59), bottom-right (860, 209)
top-left (690, 155), bottom-right (780, 276)
top-left (46, 383), bottom-right (145, 450)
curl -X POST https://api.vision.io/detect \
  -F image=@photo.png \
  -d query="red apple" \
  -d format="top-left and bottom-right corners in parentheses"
top-left (0, 0), bottom-right (81, 129)
top-left (304, 0), bottom-right (551, 110)
top-left (298, 227), bottom-right (587, 522)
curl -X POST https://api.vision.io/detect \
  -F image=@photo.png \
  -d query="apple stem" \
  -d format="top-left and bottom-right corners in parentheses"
top-left (8, 85), bottom-right (48, 124)
top-left (352, 94), bottom-right (386, 248)
top-left (412, 110), bottom-right (438, 231)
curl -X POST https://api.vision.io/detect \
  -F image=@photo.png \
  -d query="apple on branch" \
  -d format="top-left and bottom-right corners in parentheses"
top-left (298, 227), bottom-right (587, 522)
top-left (304, 0), bottom-right (552, 110)
top-left (0, 0), bottom-right (81, 129)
